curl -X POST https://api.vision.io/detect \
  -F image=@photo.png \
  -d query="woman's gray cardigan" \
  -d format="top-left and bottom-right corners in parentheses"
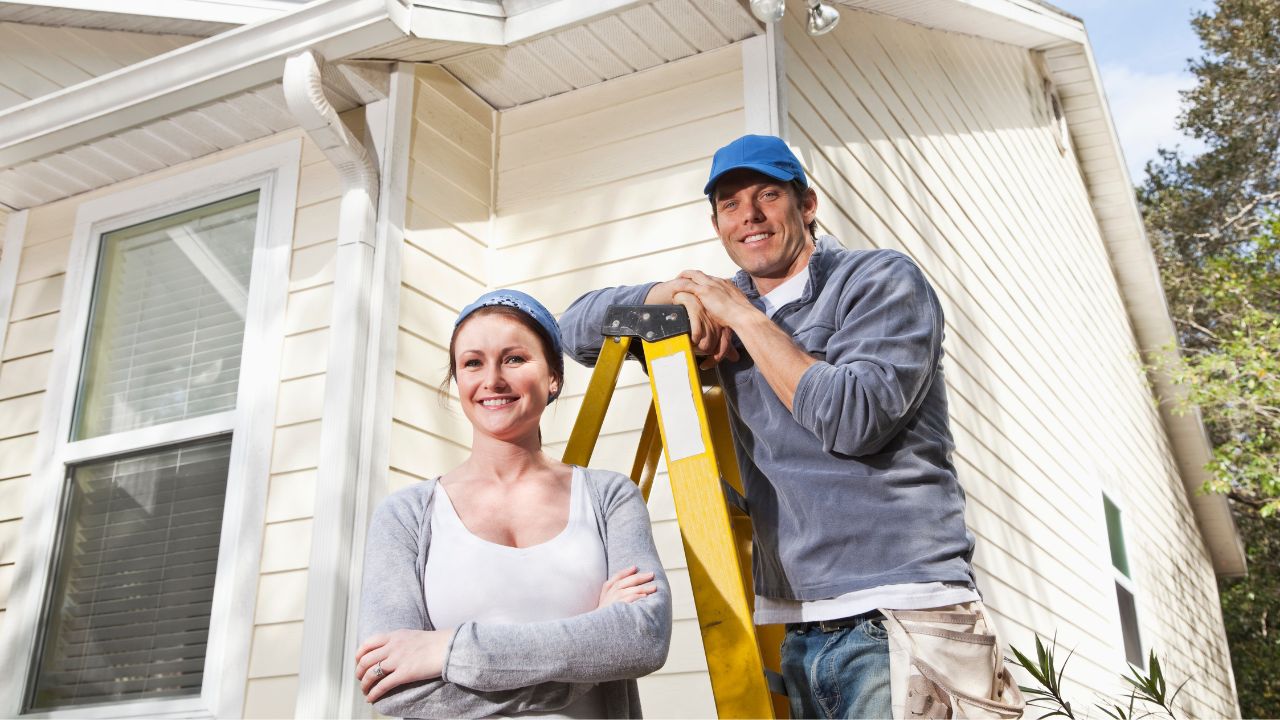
top-left (358, 468), bottom-right (672, 719)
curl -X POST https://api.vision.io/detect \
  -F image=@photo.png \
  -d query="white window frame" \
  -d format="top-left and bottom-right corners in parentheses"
top-left (0, 139), bottom-right (301, 719)
top-left (1101, 490), bottom-right (1146, 671)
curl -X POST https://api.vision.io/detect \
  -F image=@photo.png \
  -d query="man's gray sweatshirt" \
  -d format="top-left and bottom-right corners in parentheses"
top-left (559, 237), bottom-right (976, 602)
top-left (358, 469), bottom-right (671, 718)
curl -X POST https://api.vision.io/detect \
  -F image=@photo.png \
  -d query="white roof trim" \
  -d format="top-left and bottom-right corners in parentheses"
top-left (840, 0), bottom-right (1085, 50)
top-left (0, 0), bottom-right (410, 168)
top-left (405, 0), bottom-right (650, 45)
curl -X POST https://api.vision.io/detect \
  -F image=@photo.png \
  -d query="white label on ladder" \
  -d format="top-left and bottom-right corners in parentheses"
top-left (650, 354), bottom-right (706, 462)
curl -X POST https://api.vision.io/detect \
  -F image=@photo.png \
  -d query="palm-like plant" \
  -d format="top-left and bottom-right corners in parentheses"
top-left (1009, 638), bottom-right (1188, 720)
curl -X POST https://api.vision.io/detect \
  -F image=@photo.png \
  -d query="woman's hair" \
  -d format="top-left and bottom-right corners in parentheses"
top-left (441, 304), bottom-right (565, 399)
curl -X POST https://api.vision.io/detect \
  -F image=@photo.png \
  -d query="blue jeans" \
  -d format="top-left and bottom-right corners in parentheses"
top-left (780, 614), bottom-right (892, 719)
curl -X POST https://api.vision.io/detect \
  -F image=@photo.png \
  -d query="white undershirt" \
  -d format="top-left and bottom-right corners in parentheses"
top-left (426, 468), bottom-right (608, 718)
top-left (759, 266), bottom-right (810, 318)
top-left (752, 268), bottom-right (979, 624)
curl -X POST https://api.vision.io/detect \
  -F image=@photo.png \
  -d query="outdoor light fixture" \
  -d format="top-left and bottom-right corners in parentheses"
top-left (749, 0), bottom-right (786, 24)
top-left (806, 0), bottom-right (840, 36)
top-left (750, 0), bottom-right (840, 36)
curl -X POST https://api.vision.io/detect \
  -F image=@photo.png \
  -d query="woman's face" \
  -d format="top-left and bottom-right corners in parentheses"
top-left (452, 313), bottom-right (560, 443)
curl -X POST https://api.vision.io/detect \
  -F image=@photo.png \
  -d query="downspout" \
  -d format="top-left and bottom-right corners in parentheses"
top-left (283, 49), bottom-right (380, 718)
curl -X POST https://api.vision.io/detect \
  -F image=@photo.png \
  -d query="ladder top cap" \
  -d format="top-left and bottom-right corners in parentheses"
top-left (601, 304), bottom-right (691, 341)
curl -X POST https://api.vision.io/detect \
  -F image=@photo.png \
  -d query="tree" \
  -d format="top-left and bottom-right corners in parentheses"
top-left (1136, 1), bottom-right (1280, 716)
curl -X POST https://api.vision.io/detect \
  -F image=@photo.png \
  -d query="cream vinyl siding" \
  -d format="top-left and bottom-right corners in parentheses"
top-left (242, 115), bottom-right (365, 718)
top-left (393, 64), bottom-right (494, 492)
top-left (0, 207), bottom-right (23, 631)
top-left (492, 44), bottom-right (747, 718)
top-left (783, 8), bottom-right (1235, 717)
top-left (395, 53), bottom-right (743, 715)
top-left (0, 130), bottom-right (339, 718)
top-left (0, 197), bottom-right (68, 640)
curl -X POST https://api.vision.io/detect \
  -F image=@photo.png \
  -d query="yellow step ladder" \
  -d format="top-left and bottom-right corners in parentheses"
top-left (561, 304), bottom-right (788, 719)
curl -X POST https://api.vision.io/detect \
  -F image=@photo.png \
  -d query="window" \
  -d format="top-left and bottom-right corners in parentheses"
top-left (29, 194), bottom-right (258, 710)
top-left (0, 141), bottom-right (299, 719)
top-left (1103, 493), bottom-right (1144, 668)
top-left (73, 192), bottom-right (258, 440)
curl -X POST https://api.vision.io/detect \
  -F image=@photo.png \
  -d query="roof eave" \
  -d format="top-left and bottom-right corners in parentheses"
top-left (0, 0), bottom-right (412, 169)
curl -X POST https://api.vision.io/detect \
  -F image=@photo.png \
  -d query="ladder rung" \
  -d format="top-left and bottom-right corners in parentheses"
top-left (721, 479), bottom-right (750, 516)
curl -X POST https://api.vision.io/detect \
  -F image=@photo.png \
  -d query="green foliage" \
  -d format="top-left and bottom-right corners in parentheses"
top-left (1009, 635), bottom-right (1076, 719)
top-left (1138, 0), bottom-right (1280, 297)
top-left (1010, 639), bottom-right (1188, 720)
top-left (1119, 652), bottom-right (1190, 719)
top-left (1218, 510), bottom-right (1280, 719)
top-left (1135, 0), bottom-right (1280, 714)
top-left (1158, 219), bottom-right (1280, 517)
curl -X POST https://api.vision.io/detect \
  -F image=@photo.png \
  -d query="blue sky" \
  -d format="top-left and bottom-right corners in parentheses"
top-left (1050, 0), bottom-right (1214, 180)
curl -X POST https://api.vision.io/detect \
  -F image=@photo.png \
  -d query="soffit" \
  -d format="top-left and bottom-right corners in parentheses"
top-left (0, 21), bottom-right (203, 112)
top-left (0, 3), bottom-right (234, 35)
top-left (360, 0), bottom-right (761, 109)
top-left (0, 0), bottom-right (404, 211)
top-left (0, 81), bottom-right (356, 209)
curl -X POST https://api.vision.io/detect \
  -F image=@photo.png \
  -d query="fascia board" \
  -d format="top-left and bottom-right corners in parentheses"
top-left (965, 0), bottom-right (1086, 42)
top-left (0, 0), bottom-right (410, 169)
top-left (407, 0), bottom-right (648, 45)
top-left (1059, 41), bottom-right (1248, 577)
top-left (410, 6), bottom-right (505, 44)
top-left (846, 0), bottom-right (1085, 48)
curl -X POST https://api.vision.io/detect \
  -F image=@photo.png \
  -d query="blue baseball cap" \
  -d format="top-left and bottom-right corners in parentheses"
top-left (703, 134), bottom-right (807, 196)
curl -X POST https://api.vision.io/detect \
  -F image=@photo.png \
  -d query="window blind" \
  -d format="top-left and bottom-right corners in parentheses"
top-left (1115, 582), bottom-right (1143, 667)
top-left (73, 192), bottom-right (258, 440)
top-left (30, 438), bottom-right (231, 709)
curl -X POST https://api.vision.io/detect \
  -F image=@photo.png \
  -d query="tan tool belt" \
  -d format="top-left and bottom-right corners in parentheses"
top-left (879, 602), bottom-right (1025, 719)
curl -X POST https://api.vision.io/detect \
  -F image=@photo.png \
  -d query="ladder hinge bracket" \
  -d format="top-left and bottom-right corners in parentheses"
top-left (601, 304), bottom-right (690, 341)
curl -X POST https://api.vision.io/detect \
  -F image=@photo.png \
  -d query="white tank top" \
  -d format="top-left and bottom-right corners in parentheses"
top-left (425, 468), bottom-right (609, 718)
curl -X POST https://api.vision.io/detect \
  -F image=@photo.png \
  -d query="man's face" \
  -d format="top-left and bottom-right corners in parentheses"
top-left (711, 169), bottom-right (817, 294)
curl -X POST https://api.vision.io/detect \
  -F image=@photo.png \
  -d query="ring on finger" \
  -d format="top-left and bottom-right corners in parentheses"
top-left (372, 662), bottom-right (386, 679)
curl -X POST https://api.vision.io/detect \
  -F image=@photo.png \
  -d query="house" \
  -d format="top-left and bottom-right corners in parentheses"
top-left (0, 0), bottom-right (1246, 717)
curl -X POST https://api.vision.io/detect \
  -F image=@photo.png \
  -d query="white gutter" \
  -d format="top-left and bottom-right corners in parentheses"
top-left (283, 49), bottom-right (384, 718)
top-left (0, 0), bottom-right (409, 169)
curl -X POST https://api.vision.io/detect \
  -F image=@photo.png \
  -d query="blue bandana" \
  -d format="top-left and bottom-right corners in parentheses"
top-left (455, 289), bottom-right (564, 401)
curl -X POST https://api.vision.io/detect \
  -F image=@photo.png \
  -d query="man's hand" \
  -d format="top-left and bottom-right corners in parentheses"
top-left (677, 270), bottom-right (817, 411)
top-left (646, 278), bottom-right (739, 368)
top-left (677, 270), bottom-right (758, 328)
top-left (355, 629), bottom-right (452, 703)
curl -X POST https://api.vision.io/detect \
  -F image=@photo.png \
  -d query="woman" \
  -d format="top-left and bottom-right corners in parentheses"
top-left (355, 289), bottom-right (671, 719)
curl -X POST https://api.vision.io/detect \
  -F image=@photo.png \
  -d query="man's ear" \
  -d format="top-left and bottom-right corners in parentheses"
top-left (710, 210), bottom-right (720, 234)
top-left (801, 187), bottom-right (818, 223)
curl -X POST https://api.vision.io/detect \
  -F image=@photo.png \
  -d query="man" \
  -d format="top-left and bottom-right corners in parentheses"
top-left (559, 135), bottom-right (980, 719)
